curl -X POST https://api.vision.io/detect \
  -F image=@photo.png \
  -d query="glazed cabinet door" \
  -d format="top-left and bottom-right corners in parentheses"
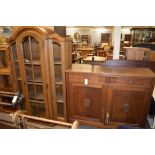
top-left (67, 82), bottom-right (105, 127)
top-left (15, 34), bottom-right (49, 118)
top-left (105, 85), bottom-right (151, 127)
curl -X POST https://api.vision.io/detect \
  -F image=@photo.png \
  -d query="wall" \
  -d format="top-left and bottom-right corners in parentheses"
top-left (121, 27), bottom-right (131, 41)
top-left (66, 27), bottom-right (113, 46)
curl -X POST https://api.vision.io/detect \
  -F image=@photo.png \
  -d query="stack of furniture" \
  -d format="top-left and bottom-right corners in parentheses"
top-left (8, 26), bottom-right (72, 121)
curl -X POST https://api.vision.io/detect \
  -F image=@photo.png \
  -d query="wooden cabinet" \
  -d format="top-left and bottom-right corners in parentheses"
top-left (9, 26), bottom-right (72, 120)
top-left (66, 64), bottom-right (155, 128)
top-left (0, 45), bottom-right (14, 92)
top-left (0, 45), bottom-right (15, 110)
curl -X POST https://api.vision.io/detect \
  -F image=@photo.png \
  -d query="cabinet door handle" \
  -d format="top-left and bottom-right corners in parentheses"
top-left (105, 112), bottom-right (110, 124)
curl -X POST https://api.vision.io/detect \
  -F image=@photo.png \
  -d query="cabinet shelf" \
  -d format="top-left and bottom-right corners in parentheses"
top-left (29, 93), bottom-right (44, 102)
top-left (24, 61), bottom-right (41, 65)
top-left (29, 100), bottom-right (45, 104)
top-left (56, 95), bottom-right (64, 103)
top-left (27, 81), bottom-right (43, 85)
top-left (0, 68), bottom-right (11, 75)
top-left (55, 81), bottom-right (63, 85)
top-left (54, 62), bottom-right (62, 65)
top-left (55, 78), bottom-right (62, 83)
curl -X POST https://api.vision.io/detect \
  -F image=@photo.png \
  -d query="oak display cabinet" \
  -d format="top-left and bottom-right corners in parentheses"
top-left (66, 64), bottom-right (155, 128)
top-left (9, 26), bottom-right (72, 121)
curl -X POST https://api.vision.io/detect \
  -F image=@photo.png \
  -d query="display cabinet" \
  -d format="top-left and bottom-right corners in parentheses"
top-left (9, 26), bottom-right (72, 120)
top-left (131, 28), bottom-right (155, 45)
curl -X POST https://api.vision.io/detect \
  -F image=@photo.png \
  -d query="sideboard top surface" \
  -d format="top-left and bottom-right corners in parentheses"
top-left (65, 64), bottom-right (155, 78)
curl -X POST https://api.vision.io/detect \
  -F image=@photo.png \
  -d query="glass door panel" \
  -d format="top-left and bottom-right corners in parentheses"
top-left (38, 103), bottom-right (46, 117)
top-left (54, 64), bottom-right (62, 83)
top-left (34, 65), bottom-right (42, 82)
top-left (56, 84), bottom-right (63, 103)
top-left (22, 37), bottom-right (31, 63)
top-left (57, 102), bottom-right (64, 117)
top-left (30, 102), bottom-right (38, 116)
top-left (28, 84), bottom-right (35, 100)
top-left (21, 36), bottom-right (46, 117)
top-left (15, 62), bottom-right (20, 79)
top-left (31, 37), bottom-right (40, 61)
top-left (36, 85), bottom-right (44, 101)
top-left (11, 43), bottom-right (22, 92)
top-left (53, 43), bottom-right (61, 62)
top-left (12, 43), bottom-right (18, 61)
top-left (25, 65), bottom-right (33, 81)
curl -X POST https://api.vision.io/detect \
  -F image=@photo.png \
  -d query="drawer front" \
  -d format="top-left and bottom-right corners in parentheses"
top-left (67, 73), bottom-right (105, 84)
top-left (105, 76), bottom-right (152, 87)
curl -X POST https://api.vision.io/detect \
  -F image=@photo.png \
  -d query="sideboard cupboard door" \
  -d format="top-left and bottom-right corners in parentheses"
top-left (67, 82), bottom-right (105, 127)
top-left (105, 86), bottom-right (151, 127)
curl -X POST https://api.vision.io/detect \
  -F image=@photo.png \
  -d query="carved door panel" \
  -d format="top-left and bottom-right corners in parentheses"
top-left (106, 86), bottom-right (151, 127)
top-left (67, 82), bottom-right (105, 126)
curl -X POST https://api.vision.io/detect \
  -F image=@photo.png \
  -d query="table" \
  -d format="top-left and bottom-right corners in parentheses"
top-left (77, 47), bottom-right (94, 57)
top-left (83, 56), bottom-right (106, 64)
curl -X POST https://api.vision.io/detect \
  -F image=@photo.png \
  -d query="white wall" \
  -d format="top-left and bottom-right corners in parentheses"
top-left (66, 27), bottom-right (113, 46)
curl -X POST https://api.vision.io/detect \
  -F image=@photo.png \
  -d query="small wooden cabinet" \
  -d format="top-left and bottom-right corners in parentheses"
top-left (66, 64), bottom-right (155, 128)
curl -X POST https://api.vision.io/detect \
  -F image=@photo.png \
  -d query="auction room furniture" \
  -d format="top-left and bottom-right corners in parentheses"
top-left (131, 27), bottom-right (155, 45)
top-left (8, 26), bottom-right (72, 121)
top-left (65, 64), bottom-right (155, 128)
top-left (77, 47), bottom-right (94, 58)
top-left (83, 56), bottom-right (106, 64)
top-left (125, 47), bottom-right (150, 60)
top-left (0, 45), bottom-right (15, 111)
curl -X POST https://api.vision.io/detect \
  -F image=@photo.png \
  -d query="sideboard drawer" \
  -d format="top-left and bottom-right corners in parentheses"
top-left (105, 76), bottom-right (152, 87)
top-left (67, 73), bottom-right (105, 84)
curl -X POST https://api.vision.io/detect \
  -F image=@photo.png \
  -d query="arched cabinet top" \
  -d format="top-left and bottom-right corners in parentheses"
top-left (8, 26), bottom-right (72, 43)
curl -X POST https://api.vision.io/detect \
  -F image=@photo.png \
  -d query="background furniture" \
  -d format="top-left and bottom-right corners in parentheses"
top-left (65, 64), bottom-right (155, 128)
top-left (83, 56), bottom-right (106, 64)
top-left (76, 47), bottom-right (94, 58)
top-left (125, 47), bottom-right (150, 60)
top-left (8, 26), bottom-right (72, 121)
top-left (0, 45), bottom-right (15, 112)
top-left (131, 28), bottom-right (155, 45)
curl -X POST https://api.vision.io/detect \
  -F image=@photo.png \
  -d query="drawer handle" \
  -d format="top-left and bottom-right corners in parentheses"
top-left (105, 112), bottom-right (110, 124)
top-left (83, 98), bottom-right (90, 107)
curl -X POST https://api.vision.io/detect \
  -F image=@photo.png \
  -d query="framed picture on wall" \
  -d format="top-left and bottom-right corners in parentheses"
top-left (101, 33), bottom-right (110, 43)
